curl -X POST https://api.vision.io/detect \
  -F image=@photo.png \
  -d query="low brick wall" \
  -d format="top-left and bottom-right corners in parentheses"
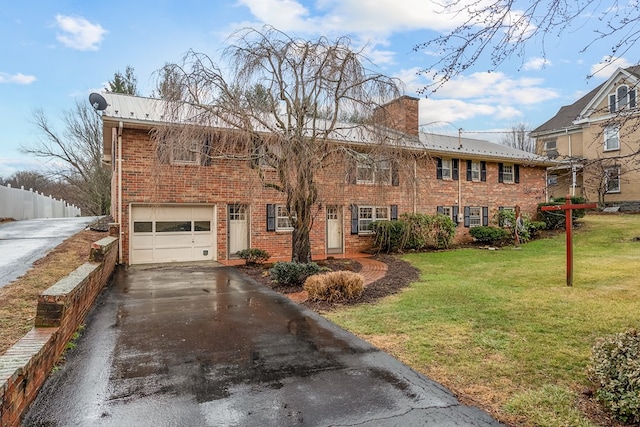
top-left (0, 236), bottom-right (118, 427)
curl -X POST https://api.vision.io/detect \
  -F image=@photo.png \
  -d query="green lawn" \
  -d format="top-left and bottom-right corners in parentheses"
top-left (327, 215), bottom-right (640, 426)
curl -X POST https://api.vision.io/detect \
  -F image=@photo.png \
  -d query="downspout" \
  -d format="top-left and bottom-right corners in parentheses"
top-left (458, 129), bottom-right (462, 221)
top-left (567, 130), bottom-right (576, 197)
top-left (117, 121), bottom-right (123, 263)
top-left (413, 157), bottom-right (417, 213)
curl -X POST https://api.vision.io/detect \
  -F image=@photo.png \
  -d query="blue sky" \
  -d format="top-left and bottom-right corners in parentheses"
top-left (1, 0), bottom-right (634, 177)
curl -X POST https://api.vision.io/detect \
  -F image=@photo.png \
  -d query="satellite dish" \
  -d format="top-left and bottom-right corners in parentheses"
top-left (89, 93), bottom-right (108, 111)
top-left (546, 149), bottom-right (559, 159)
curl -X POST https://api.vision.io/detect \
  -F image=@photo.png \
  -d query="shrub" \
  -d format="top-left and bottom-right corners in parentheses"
top-left (369, 220), bottom-right (406, 253)
top-left (269, 261), bottom-right (325, 287)
top-left (370, 213), bottom-right (456, 253)
top-left (303, 271), bottom-right (364, 302)
top-left (495, 210), bottom-right (547, 243)
top-left (235, 248), bottom-right (270, 264)
top-left (538, 197), bottom-right (587, 229)
top-left (430, 214), bottom-right (456, 249)
top-left (589, 328), bottom-right (640, 424)
top-left (469, 226), bottom-right (510, 245)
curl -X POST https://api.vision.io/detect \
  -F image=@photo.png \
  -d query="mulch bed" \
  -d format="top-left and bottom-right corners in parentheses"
top-left (235, 254), bottom-right (419, 312)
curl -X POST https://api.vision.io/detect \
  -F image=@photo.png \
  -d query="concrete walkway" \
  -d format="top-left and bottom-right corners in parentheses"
top-left (23, 264), bottom-right (503, 426)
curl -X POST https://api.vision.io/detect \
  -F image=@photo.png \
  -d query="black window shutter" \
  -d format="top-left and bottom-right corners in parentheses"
top-left (464, 206), bottom-right (470, 227)
top-left (202, 135), bottom-right (212, 166)
top-left (466, 160), bottom-right (472, 181)
top-left (266, 204), bottom-right (276, 231)
top-left (391, 161), bottom-right (399, 186)
top-left (481, 161), bottom-right (487, 182)
top-left (350, 204), bottom-right (359, 235)
top-left (452, 159), bottom-right (459, 180)
top-left (437, 206), bottom-right (444, 214)
top-left (514, 164), bottom-right (520, 183)
top-left (498, 206), bottom-right (504, 226)
top-left (482, 207), bottom-right (489, 226)
top-left (436, 158), bottom-right (443, 179)
top-left (498, 163), bottom-right (504, 183)
top-left (453, 206), bottom-right (459, 225)
top-left (390, 205), bottom-right (398, 220)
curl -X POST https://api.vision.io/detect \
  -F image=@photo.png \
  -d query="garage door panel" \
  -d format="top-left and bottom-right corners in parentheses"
top-left (131, 205), bottom-right (216, 265)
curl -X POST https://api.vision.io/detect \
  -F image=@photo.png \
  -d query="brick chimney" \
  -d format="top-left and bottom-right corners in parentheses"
top-left (372, 95), bottom-right (420, 136)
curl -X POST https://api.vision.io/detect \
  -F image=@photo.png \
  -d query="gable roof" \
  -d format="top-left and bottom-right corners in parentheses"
top-left (532, 65), bottom-right (640, 135)
top-left (98, 92), bottom-right (553, 166)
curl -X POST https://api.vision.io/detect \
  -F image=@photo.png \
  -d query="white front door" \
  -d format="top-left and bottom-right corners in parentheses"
top-left (326, 205), bottom-right (343, 254)
top-left (228, 204), bottom-right (249, 257)
top-left (130, 205), bottom-right (216, 265)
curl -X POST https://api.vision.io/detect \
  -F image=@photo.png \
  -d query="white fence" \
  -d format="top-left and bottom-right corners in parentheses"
top-left (0, 184), bottom-right (81, 220)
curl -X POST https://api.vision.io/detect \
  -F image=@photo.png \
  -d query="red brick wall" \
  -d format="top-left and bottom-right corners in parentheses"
top-left (0, 237), bottom-right (118, 427)
top-left (115, 128), bottom-right (547, 264)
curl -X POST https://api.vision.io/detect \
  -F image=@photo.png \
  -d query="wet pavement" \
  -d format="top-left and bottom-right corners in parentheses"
top-left (23, 264), bottom-right (502, 426)
top-left (0, 216), bottom-right (99, 288)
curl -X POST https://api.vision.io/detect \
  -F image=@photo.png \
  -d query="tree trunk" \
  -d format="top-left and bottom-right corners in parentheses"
top-left (291, 226), bottom-right (312, 263)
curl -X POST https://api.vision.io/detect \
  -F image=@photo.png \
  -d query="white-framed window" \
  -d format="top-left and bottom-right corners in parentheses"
top-left (441, 206), bottom-right (452, 219)
top-left (356, 154), bottom-right (391, 185)
top-left (171, 139), bottom-right (201, 165)
top-left (471, 161), bottom-right (481, 181)
top-left (605, 167), bottom-right (621, 193)
top-left (609, 85), bottom-right (637, 113)
top-left (276, 205), bottom-right (295, 231)
top-left (548, 174), bottom-right (558, 186)
top-left (604, 126), bottom-right (620, 151)
top-left (358, 206), bottom-right (389, 233)
top-left (469, 207), bottom-right (482, 227)
top-left (502, 164), bottom-right (514, 183)
top-left (544, 140), bottom-right (557, 151)
top-left (441, 158), bottom-right (452, 179)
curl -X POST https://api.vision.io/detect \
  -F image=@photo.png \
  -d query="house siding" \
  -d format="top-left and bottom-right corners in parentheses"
top-left (113, 128), bottom-right (548, 264)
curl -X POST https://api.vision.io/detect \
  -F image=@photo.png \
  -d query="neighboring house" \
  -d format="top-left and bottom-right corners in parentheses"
top-left (98, 93), bottom-right (554, 265)
top-left (531, 66), bottom-right (640, 210)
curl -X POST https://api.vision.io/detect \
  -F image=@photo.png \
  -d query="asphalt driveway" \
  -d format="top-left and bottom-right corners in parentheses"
top-left (0, 216), bottom-right (99, 288)
top-left (23, 264), bottom-right (502, 426)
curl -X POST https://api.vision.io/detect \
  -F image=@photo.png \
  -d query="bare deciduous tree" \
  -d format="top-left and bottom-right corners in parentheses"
top-left (500, 123), bottom-right (535, 153)
top-left (154, 26), bottom-right (403, 262)
top-left (414, 0), bottom-right (639, 93)
top-left (23, 100), bottom-right (112, 215)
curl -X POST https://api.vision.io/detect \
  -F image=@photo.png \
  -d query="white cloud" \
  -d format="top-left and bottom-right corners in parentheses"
top-left (590, 56), bottom-right (632, 78)
top-left (523, 57), bottom-right (551, 71)
top-left (54, 15), bottom-right (107, 51)
top-left (419, 98), bottom-right (518, 125)
top-left (0, 72), bottom-right (36, 84)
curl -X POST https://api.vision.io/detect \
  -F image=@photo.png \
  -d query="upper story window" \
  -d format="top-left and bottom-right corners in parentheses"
top-left (471, 161), bottom-right (481, 181)
top-left (355, 154), bottom-right (392, 185)
top-left (604, 126), bottom-right (620, 151)
top-left (609, 85), bottom-right (637, 113)
top-left (548, 175), bottom-right (558, 186)
top-left (437, 158), bottom-right (459, 180)
top-left (441, 158), bottom-right (452, 179)
top-left (502, 164), bottom-right (514, 183)
top-left (171, 139), bottom-right (201, 165)
top-left (498, 163), bottom-right (520, 184)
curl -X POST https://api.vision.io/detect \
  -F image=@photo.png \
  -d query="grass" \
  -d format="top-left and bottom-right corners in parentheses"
top-left (0, 229), bottom-right (107, 355)
top-left (326, 215), bottom-right (640, 426)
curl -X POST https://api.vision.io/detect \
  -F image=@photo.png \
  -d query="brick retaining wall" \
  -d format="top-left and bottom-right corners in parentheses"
top-left (0, 236), bottom-right (118, 427)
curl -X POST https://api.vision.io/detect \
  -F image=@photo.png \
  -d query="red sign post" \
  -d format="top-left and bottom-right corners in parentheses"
top-left (540, 195), bottom-right (597, 286)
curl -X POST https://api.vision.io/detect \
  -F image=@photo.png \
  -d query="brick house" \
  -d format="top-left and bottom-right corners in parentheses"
top-left (97, 92), bottom-right (554, 265)
top-left (531, 66), bottom-right (640, 210)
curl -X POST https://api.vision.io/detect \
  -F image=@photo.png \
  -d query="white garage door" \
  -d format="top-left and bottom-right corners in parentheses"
top-left (130, 205), bottom-right (216, 264)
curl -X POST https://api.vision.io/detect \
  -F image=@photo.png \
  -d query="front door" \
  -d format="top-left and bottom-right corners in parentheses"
top-left (326, 205), bottom-right (343, 254)
top-left (228, 204), bottom-right (249, 258)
